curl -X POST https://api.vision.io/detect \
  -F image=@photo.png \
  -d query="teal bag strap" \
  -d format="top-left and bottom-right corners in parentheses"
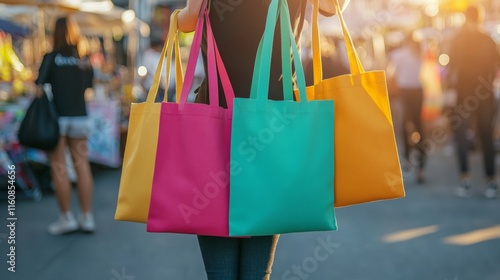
top-left (250, 35), bottom-right (264, 100)
top-left (280, 0), bottom-right (293, 102)
top-left (250, 0), bottom-right (298, 102)
top-left (282, 0), bottom-right (307, 98)
top-left (250, 0), bottom-right (279, 100)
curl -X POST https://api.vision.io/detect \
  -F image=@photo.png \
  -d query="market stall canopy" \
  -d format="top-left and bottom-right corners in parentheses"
top-left (0, 0), bottom-right (81, 10)
top-left (0, 0), bottom-right (149, 37)
top-left (0, 18), bottom-right (31, 38)
top-left (75, 1), bottom-right (150, 36)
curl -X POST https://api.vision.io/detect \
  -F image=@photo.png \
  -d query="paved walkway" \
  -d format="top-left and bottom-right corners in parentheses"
top-left (0, 145), bottom-right (499, 280)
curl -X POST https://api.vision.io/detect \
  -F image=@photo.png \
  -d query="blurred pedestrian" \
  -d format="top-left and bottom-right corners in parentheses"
top-left (387, 34), bottom-right (426, 184)
top-left (177, 0), bottom-right (343, 279)
top-left (447, 4), bottom-right (499, 198)
top-left (35, 16), bottom-right (96, 234)
top-left (142, 39), bottom-right (176, 102)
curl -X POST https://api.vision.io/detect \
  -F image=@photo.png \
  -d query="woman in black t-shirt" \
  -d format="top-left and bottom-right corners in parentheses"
top-left (35, 17), bottom-right (95, 235)
top-left (177, 1), bottom-right (344, 279)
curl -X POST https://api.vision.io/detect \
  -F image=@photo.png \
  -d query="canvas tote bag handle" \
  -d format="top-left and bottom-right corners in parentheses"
top-left (145, 9), bottom-right (183, 105)
top-left (312, 0), bottom-right (364, 83)
top-left (207, 10), bottom-right (235, 108)
top-left (179, 0), bottom-right (235, 109)
top-left (250, 0), bottom-right (307, 103)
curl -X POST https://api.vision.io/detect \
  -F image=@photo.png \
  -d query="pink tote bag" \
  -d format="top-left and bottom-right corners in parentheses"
top-left (146, 6), bottom-right (235, 236)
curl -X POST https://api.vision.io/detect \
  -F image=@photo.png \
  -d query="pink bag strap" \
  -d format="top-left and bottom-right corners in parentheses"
top-left (205, 9), bottom-right (218, 108)
top-left (207, 10), bottom-right (235, 109)
top-left (179, 1), bottom-right (205, 107)
top-left (180, 0), bottom-right (234, 109)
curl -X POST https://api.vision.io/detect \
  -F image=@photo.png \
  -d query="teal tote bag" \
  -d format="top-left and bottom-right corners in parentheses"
top-left (229, 0), bottom-right (337, 237)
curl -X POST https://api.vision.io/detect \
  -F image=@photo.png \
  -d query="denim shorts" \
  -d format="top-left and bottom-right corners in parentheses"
top-left (58, 116), bottom-right (91, 139)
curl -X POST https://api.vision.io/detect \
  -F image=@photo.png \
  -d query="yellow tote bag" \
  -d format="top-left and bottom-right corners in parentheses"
top-left (299, 0), bottom-right (405, 207)
top-left (115, 10), bottom-right (183, 222)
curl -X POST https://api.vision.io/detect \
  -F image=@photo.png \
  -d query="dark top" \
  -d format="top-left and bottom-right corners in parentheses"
top-left (304, 54), bottom-right (350, 86)
top-left (448, 26), bottom-right (500, 102)
top-left (35, 50), bottom-right (94, 116)
top-left (196, 0), bottom-right (324, 107)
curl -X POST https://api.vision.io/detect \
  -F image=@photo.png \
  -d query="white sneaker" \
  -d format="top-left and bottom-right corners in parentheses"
top-left (78, 212), bottom-right (95, 233)
top-left (484, 182), bottom-right (498, 199)
top-left (48, 212), bottom-right (78, 235)
top-left (455, 180), bottom-right (471, 198)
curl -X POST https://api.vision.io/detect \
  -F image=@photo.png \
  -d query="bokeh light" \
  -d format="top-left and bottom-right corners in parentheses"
top-left (137, 66), bottom-right (148, 77)
top-left (439, 54), bottom-right (450, 66)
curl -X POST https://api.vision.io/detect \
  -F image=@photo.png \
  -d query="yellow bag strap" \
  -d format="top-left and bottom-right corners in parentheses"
top-left (312, 0), bottom-right (322, 84)
top-left (312, 0), bottom-right (364, 80)
top-left (146, 9), bottom-right (183, 104)
top-left (174, 33), bottom-right (183, 103)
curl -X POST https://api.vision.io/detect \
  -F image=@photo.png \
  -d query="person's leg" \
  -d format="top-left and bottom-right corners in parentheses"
top-left (66, 116), bottom-right (95, 231)
top-left (452, 105), bottom-right (472, 197)
top-left (477, 101), bottom-right (497, 198)
top-left (453, 111), bottom-right (471, 179)
top-left (239, 235), bottom-right (279, 280)
top-left (477, 101), bottom-right (496, 179)
top-left (400, 90), bottom-right (412, 165)
top-left (47, 136), bottom-right (78, 234)
top-left (67, 137), bottom-right (93, 214)
top-left (48, 136), bottom-right (71, 213)
top-left (198, 236), bottom-right (240, 280)
top-left (411, 88), bottom-right (426, 182)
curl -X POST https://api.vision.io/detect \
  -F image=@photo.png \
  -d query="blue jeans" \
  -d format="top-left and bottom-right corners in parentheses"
top-left (197, 235), bottom-right (279, 280)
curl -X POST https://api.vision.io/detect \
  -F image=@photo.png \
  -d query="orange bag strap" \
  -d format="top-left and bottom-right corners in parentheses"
top-left (311, 0), bottom-right (364, 80)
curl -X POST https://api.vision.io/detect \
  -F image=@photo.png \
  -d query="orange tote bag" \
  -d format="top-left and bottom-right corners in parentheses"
top-left (299, 0), bottom-right (405, 207)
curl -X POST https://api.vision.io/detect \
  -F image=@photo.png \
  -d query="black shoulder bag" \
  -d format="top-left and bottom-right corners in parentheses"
top-left (17, 54), bottom-right (59, 151)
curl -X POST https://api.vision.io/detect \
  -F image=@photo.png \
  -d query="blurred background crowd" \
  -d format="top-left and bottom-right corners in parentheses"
top-left (0, 0), bottom-right (499, 199)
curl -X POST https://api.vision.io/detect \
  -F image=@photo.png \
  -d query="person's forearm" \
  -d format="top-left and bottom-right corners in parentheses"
top-left (178, 0), bottom-right (204, 32)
